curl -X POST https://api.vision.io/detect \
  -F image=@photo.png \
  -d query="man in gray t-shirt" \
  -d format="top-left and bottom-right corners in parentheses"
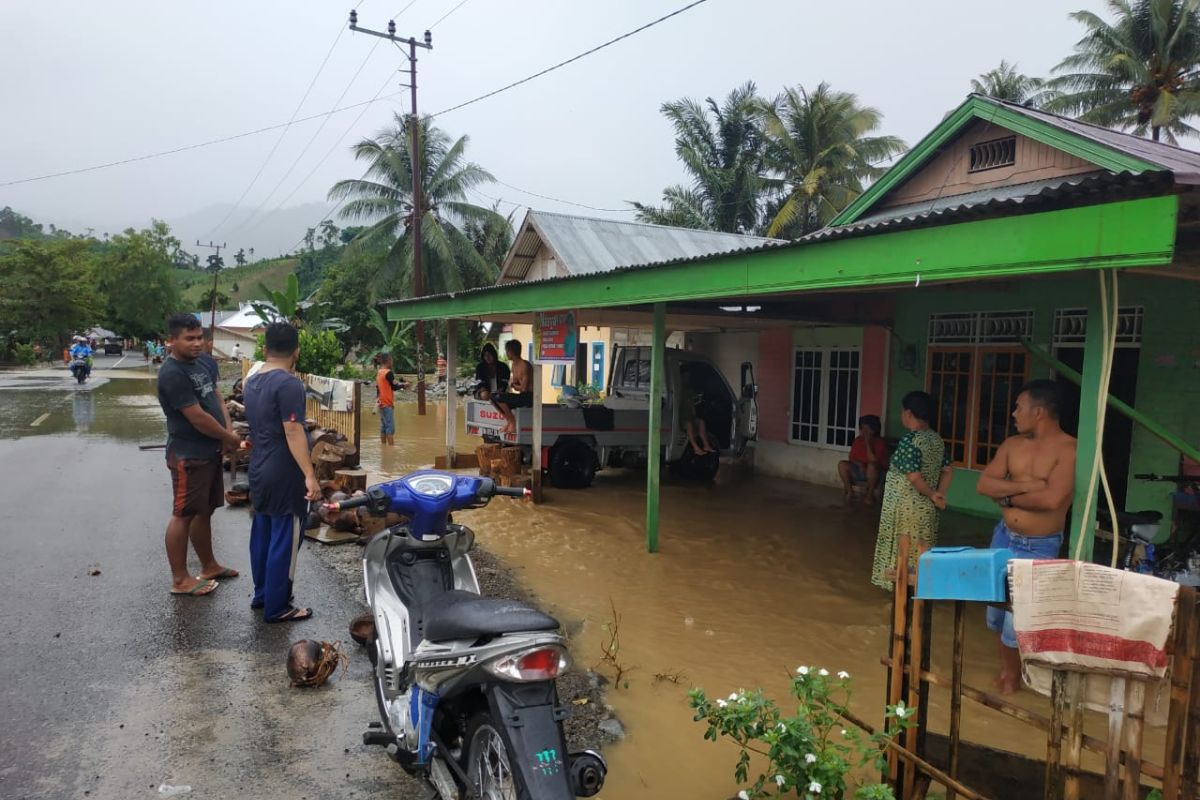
top-left (156, 314), bottom-right (244, 597)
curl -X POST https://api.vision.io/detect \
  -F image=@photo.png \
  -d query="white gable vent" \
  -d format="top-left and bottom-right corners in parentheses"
top-left (968, 136), bottom-right (1017, 172)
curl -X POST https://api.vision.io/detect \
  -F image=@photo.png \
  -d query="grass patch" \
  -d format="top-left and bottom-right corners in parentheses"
top-left (177, 257), bottom-right (298, 308)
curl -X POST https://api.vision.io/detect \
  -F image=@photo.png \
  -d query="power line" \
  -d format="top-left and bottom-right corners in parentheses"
top-left (204, 24), bottom-right (347, 239)
top-left (431, 0), bottom-right (710, 117)
top-left (0, 92), bottom-right (405, 189)
top-left (428, 0), bottom-right (473, 29)
top-left (491, 177), bottom-right (634, 213)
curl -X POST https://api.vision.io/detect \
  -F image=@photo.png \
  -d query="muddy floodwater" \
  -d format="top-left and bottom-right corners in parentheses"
top-left (372, 401), bottom-right (1167, 798)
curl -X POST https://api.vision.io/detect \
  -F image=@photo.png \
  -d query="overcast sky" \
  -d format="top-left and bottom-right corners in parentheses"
top-left (1, 0), bottom-right (1101, 252)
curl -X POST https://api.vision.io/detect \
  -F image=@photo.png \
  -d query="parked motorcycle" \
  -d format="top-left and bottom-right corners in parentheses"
top-left (328, 471), bottom-right (606, 799)
top-left (69, 357), bottom-right (90, 384)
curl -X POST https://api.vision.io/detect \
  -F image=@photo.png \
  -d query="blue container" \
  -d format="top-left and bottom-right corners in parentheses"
top-left (916, 547), bottom-right (1015, 602)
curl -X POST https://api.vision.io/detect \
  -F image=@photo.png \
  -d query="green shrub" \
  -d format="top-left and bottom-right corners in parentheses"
top-left (13, 343), bottom-right (36, 366)
top-left (689, 667), bottom-right (912, 799)
top-left (297, 328), bottom-right (341, 377)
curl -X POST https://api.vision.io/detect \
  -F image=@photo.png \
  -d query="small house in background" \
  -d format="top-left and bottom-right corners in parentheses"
top-left (496, 210), bottom-right (779, 397)
top-left (190, 303), bottom-right (271, 358)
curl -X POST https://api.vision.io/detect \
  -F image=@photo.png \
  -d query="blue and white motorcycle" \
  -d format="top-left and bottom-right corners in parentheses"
top-left (328, 472), bottom-right (606, 800)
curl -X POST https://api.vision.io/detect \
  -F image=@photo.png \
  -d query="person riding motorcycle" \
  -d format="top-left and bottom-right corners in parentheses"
top-left (69, 337), bottom-right (93, 379)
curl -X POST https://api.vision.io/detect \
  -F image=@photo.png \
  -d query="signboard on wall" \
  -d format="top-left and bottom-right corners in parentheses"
top-left (533, 310), bottom-right (578, 364)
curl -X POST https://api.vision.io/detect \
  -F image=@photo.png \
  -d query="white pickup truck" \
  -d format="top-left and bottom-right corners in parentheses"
top-left (465, 345), bottom-right (758, 488)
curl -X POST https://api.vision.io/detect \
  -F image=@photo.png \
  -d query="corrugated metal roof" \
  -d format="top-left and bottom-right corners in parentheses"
top-left (803, 170), bottom-right (1171, 243)
top-left (986, 97), bottom-right (1200, 184)
top-left (499, 210), bottom-right (781, 281)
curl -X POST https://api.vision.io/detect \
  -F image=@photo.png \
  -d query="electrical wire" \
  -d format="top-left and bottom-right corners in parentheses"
top-left (491, 178), bottom-right (634, 213)
top-left (430, 0), bottom-right (711, 117)
top-left (0, 92), bottom-right (405, 189)
top-left (203, 24), bottom-right (348, 239)
top-left (428, 0), bottom-right (473, 30)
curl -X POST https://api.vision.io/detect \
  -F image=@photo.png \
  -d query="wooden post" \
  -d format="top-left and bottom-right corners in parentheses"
top-left (645, 302), bottom-right (665, 553)
top-left (1105, 677), bottom-right (1128, 800)
top-left (1122, 680), bottom-right (1146, 800)
top-left (1064, 672), bottom-right (1086, 800)
top-left (531, 360), bottom-right (543, 503)
top-left (1046, 670), bottom-right (1067, 800)
top-left (947, 600), bottom-right (966, 800)
top-left (445, 322), bottom-right (457, 469)
top-left (351, 381), bottom-right (362, 468)
top-left (904, 542), bottom-right (929, 800)
top-left (888, 533), bottom-right (911, 787)
top-left (1163, 587), bottom-right (1197, 800)
top-left (1184, 596), bottom-right (1200, 800)
top-left (1070, 290), bottom-right (1108, 561)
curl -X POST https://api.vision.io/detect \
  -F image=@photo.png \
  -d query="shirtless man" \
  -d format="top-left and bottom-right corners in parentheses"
top-left (492, 339), bottom-right (533, 435)
top-left (976, 379), bottom-right (1076, 694)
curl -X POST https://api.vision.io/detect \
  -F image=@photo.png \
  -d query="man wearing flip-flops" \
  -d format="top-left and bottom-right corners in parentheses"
top-left (157, 312), bottom-right (245, 597)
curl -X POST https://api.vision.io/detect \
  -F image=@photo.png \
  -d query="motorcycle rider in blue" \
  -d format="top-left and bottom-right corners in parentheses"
top-left (243, 322), bottom-right (321, 623)
top-left (69, 338), bottom-right (93, 378)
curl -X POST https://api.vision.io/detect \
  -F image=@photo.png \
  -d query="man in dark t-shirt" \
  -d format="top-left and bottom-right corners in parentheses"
top-left (244, 322), bottom-right (321, 623)
top-left (156, 313), bottom-right (244, 596)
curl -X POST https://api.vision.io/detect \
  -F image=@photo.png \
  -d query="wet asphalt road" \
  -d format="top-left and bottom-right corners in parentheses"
top-left (0, 368), bottom-right (423, 799)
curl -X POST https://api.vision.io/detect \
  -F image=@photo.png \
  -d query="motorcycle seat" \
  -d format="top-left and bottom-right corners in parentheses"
top-left (424, 590), bottom-right (559, 642)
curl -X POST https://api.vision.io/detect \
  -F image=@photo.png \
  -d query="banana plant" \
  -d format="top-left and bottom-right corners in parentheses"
top-left (367, 307), bottom-right (414, 369)
top-left (251, 272), bottom-right (347, 332)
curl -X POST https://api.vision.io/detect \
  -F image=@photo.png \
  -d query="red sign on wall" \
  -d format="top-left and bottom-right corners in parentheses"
top-left (534, 310), bottom-right (578, 364)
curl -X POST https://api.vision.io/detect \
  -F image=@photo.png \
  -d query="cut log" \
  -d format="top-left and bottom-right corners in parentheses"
top-left (476, 444), bottom-right (501, 477)
top-left (499, 447), bottom-right (523, 475)
top-left (335, 469), bottom-right (368, 494)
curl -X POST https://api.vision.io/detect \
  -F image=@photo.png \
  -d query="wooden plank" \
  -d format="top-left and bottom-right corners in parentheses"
top-left (905, 541), bottom-right (930, 800)
top-left (948, 600), bottom-right (966, 800)
top-left (1163, 587), bottom-right (1196, 800)
top-left (531, 362), bottom-right (543, 503)
top-left (1185, 585), bottom-right (1200, 800)
top-left (1104, 677), bottom-right (1127, 800)
top-left (1122, 680), bottom-right (1146, 800)
top-left (1046, 670), bottom-right (1067, 800)
top-left (1064, 672), bottom-right (1086, 800)
top-left (888, 533), bottom-right (911, 788)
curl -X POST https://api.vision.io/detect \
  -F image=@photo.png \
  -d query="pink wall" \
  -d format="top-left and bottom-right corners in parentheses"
top-left (755, 326), bottom-right (891, 444)
top-left (757, 328), bottom-right (793, 442)
top-left (859, 326), bottom-right (889, 421)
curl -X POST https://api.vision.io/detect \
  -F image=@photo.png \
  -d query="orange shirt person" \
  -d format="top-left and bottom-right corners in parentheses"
top-left (376, 353), bottom-right (403, 446)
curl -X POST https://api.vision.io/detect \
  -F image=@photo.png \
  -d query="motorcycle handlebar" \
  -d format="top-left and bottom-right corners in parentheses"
top-left (327, 494), bottom-right (372, 511)
top-left (493, 486), bottom-right (531, 499)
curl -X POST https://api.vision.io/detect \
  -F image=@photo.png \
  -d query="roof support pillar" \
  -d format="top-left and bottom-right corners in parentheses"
top-left (646, 302), bottom-right (666, 553)
top-left (1070, 283), bottom-right (1108, 561)
top-left (445, 322), bottom-right (457, 468)
top-left (532, 360), bottom-right (544, 504)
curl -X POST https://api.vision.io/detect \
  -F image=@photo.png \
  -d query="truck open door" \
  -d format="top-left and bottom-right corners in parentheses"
top-left (735, 361), bottom-right (758, 456)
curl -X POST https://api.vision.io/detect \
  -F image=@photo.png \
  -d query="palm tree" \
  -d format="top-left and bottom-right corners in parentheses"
top-left (759, 83), bottom-right (906, 238)
top-left (328, 114), bottom-right (505, 297)
top-left (1048, 0), bottom-right (1200, 142)
top-left (631, 82), bottom-right (766, 233)
top-left (970, 61), bottom-right (1057, 107)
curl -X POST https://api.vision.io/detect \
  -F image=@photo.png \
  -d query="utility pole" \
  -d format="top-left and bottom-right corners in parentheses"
top-left (196, 240), bottom-right (226, 349)
top-left (349, 11), bottom-right (433, 415)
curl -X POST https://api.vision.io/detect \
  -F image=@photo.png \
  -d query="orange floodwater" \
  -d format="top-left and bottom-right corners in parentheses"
top-left (361, 402), bottom-right (1166, 798)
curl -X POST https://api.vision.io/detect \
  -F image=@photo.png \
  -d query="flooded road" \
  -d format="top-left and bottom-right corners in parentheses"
top-left (369, 402), bottom-right (1166, 798)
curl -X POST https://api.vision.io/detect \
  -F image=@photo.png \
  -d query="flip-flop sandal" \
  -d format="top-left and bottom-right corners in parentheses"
top-left (201, 567), bottom-right (240, 580)
top-left (171, 578), bottom-right (219, 596)
top-left (266, 606), bottom-right (313, 624)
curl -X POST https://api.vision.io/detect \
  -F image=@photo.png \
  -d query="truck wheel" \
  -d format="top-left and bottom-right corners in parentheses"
top-left (549, 439), bottom-right (596, 489)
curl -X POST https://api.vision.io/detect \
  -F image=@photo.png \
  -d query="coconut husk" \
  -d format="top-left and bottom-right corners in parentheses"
top-left (286, 640), bottom-right (348, 688)
top-left (349, 614), bottom-right (376, 646)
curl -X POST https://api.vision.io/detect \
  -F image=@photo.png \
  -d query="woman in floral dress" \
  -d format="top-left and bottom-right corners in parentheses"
top-left (871, 391), bottom-right (954, 590)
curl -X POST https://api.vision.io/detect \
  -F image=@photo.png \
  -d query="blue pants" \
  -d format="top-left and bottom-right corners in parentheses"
top-left (379, 405), bottom-right (395, 436)
top-left (986, 520), bottom-right (1063, 647)
top-left (249, 513), bottom-right (302, 620)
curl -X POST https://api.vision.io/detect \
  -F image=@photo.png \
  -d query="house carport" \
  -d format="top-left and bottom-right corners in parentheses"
top-left (385, 194), bottom-right (1179, 555)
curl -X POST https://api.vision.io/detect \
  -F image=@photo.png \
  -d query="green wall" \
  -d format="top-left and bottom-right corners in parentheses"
top-left (888, 272), bottom-right (1200, 522)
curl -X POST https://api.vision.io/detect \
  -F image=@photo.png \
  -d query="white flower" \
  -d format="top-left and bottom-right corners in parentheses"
top-left (728, 692), bottom-right (740, 701)
top-left (796, 665), bottom-right (810, 675)
top-left (840, 729), bottom-right (849, 737)
top-left (717, 699), bottom-right (727, 708)
top-left (738, 792), bottom-right (750, 800)
top-left (894, 703), bottom-right (908, 718)
top-left (804, 753), bottom-right (817, 764)
top-left (808, 781), bottom-right (822, 794)
top-left (837, 670), bottom-right (850, 679)
top-left (818, 668), bottom-right (829, 677)
top-left (777, 722), bottom-right (787, 732)
top-left (774, 775), bottom-right (786, 787)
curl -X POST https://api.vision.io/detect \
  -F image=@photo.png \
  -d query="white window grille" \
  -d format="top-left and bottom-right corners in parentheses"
top-left (928, 310), bottom-right (1033, 345)
top-left (1052, 307), bottom-right (1144, 348)
top-left (791, 348), bottom-right (861, 448)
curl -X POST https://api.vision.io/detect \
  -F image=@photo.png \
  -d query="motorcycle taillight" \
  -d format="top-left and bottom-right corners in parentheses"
top-left (486, 646), bottom-right (569, 682)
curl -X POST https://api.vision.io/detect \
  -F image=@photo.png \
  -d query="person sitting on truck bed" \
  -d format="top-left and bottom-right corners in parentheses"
top-left (492, 339), bottom-right (532, 435)
top-left (473, 342), bottom-right (510, 401)
top-left (680, 363), bottom-right (715, 456)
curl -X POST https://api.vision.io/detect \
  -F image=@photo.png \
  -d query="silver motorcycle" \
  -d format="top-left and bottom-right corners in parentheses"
top-left (329, 471), bottom-right (606, 799)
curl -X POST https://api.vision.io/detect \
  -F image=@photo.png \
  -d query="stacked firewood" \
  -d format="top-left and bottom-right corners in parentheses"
top-left (475, 443), bottom-right (529, 489)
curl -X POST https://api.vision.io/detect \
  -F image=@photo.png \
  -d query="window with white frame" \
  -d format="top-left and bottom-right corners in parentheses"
top-left (790, 347), bottom-right (861, 448)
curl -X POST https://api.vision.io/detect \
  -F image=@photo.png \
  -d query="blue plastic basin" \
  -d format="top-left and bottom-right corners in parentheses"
top-left (915, 546), bottom-right (1015, 602)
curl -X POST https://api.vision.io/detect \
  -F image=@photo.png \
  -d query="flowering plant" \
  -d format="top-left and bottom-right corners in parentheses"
top-left (688, 667), bottom-right (912, 799)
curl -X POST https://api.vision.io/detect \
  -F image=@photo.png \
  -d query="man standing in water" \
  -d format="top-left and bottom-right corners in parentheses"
top-left (375, 353), bottom-right (404, 446)
top-left (976, 379), bottom-right (1076, 694)
top-left (157, 312), bottom-right (244, 596)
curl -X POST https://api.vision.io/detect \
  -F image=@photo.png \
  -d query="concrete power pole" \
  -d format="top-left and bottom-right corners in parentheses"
top-left (196, 240), bottom-right (226, 349)
top-left (349, 11), bottom-right (433, 415)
